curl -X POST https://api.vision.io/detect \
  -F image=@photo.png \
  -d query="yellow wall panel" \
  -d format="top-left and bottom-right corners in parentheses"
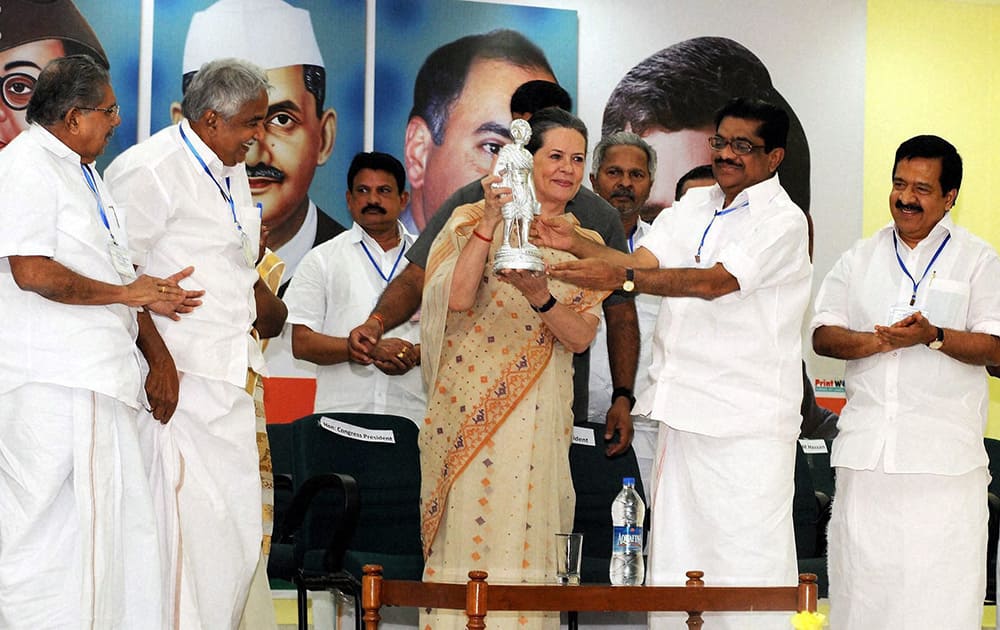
top-left (866, 0), bottom-right (1000, 433)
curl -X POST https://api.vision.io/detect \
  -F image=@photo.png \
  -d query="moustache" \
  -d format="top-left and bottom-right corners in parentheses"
top-left (714, 157), bottom-right (741, 168)
top-left (610, 188), bottom-right (635, 201)
top-left (362, 204), bottom-right (387, 214)
top-left (895, 199), bottom-right (922, 213)
top-left (246, 163), bottom-right (285, 181)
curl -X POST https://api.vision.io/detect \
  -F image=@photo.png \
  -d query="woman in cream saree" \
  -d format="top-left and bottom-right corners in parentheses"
top-left (419, 109), bottom-right (609, 630)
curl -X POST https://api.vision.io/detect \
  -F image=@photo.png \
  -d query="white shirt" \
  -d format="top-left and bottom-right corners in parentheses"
top-left (0, 125), bottom-right (141, 405)
top-left (587, 218), bottom-right (658, 422)
top-left (633, 176), bottom-right (812, 439)
top-left (283, 221), bottom-right (426, 423)
top-left (106, 120), bottom-right (263, 388)
top-left (811, 215), bottom-right (1000, 474)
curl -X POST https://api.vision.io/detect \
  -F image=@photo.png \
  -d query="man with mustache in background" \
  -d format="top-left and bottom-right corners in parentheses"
top-left (586, 130), bottom-right (660, 493)
top-left (284, 152), bottom-right (425, 422)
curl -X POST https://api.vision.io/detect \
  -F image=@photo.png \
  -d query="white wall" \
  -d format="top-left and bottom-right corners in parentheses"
top-left (473, 0), bottom-right (868, 380)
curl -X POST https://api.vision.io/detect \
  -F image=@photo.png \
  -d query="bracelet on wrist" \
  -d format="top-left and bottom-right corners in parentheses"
top-left (611, 387), bottom-right (636, 408)
top-left (370, 312), bottom-right (385, 335)
top-left (472, 229), bottom-right (493, 243)
top-left (530, 293), bottom-right (558, 313)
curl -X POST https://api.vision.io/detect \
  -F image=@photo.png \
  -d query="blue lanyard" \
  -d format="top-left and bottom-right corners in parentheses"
top-left (695, 199), bottom-right (748, 262)
top-left (627, 225), bottom-right (637, 253)
top-left (360, 240), bottom-right (406, 283)
top-left (892, 230), bottom-right (950, 306)
top-left (81, 164), bottom-right (118, 245)
top-left (179, 124), bottom-right (245, 236)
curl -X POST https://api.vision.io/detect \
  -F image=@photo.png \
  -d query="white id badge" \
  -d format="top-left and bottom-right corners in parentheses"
top-left (109, 242), bottom-right (137, 281)
top-left (887, 304), bottom-right (918, 325)
top-left (241, 231), bottom-right (257, 267)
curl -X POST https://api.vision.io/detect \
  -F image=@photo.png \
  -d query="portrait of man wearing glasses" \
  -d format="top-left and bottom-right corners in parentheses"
top-left (0, 0), bottom-right (109, 149)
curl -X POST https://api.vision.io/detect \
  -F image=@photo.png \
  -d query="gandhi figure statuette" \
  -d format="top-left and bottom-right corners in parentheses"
top-left (492, 119), bottom-right (543, 273)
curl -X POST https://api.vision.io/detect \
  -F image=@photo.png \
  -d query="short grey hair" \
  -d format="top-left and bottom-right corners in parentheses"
top-left (181, 58), bottom-right (270, 122)
top-left (26, 55), bottom-right (110, 127)
top-left (590, 131), bottom-right (657, 183)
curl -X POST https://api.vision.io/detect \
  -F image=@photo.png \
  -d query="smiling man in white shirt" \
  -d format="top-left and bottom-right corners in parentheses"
top-left (284, 151), bottom-right (425, 423)
top-left (812, 135), bottom-right (1000, 629)
top-left (106, 58), bottom-right (287, 630)
top-left (544, 97), bottom-right (811, 630)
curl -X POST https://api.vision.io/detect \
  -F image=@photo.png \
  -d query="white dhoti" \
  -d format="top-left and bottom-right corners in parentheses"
top-left (631, 417), bottom-right (660, 505)
top-left (829, 463), bottom-right (988, 630)
top-left (139, 374), bottom-right (262, 630)
top-left (0, 383), bottom-right (161, 629)
top-left (647, 427), bottom-right (797, 630)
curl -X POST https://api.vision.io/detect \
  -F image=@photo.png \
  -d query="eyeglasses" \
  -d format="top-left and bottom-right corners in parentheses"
top-left (77, 104), bottom-right (121, 117)
top-left (708, 135), bottom-right (766, 155)
top-left (2, 72), bottom-right (37, 111)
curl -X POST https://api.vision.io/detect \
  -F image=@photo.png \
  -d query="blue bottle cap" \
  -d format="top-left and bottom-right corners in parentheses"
top-left (623, 477), bottom-right (635, 485)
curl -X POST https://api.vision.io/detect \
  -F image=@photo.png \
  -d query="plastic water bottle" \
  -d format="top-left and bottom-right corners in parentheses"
top-left (610, 477), bottom-right (645, 585)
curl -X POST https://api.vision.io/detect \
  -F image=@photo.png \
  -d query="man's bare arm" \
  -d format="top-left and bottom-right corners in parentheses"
top-left (292, 324), bottom-right (350, 365)
top-left (812, 324), bottom-right (888, 360)
top-left (136, 310), bottom-right (178, 424)
top-left (253, 277), bottom-right (287, 339)
top-left (603, 300), bottom-right (638, 456)
top-left (9, 255), bottom-right (185, 306)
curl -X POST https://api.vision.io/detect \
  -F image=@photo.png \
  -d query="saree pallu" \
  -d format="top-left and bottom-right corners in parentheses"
top-left (419, 202), bottom-right (607, 630)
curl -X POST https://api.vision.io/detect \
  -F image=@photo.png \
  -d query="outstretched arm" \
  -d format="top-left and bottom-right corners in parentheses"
top-left (9, 255), bottom-right (187, 307)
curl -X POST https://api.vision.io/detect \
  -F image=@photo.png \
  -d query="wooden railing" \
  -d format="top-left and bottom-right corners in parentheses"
top-left (361, 564), bottom-right (818, 630)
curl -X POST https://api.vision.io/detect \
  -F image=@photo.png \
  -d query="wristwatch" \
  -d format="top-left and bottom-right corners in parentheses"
top-left (927, 326), bottom-right (944, 350)
top-left (622, 268), bottom-right (635, 293)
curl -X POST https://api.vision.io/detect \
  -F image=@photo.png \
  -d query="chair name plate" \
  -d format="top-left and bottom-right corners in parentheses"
top-left (320, 417), bottom-right (397, 444)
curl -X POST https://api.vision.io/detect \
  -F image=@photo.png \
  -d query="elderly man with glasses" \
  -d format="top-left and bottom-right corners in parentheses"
top-left (540, 96), bottom-right (811, 630)
top-left (0, 55), bottom-right (195, 629)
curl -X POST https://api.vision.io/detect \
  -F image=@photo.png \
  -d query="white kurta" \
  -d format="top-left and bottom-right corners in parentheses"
top-left (0, 125), bottom-right (160, 628)
top-left (107, 120), bottom-right (264, 629)
top-left (636, 176), bottom-right (811, 630)
top-left (811, 215), bottom-right (1000, 628)
top-left (283, 221), bottom-right (426, 422)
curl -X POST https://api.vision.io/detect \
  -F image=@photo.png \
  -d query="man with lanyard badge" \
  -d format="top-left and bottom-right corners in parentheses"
top-left (0, 55), bottom-right (195, 629)
top-left (106, 58), bottom-right (287, 629)
top-left (540, 97), bottom-right (811, 630)
top-left (284, 151), bottom-right (424, 423)
top-left (812, 135), bottom-right (1000, 629)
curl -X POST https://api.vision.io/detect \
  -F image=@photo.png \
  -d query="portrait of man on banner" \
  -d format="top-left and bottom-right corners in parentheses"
top-left (151, 0), bottom-right (364, 260)
top-left (602, 36), bottom-right (811, 222)
top-left (374, 0), bottom-right (579, 233)
top-left (0, 0), bottom-right (111, 151)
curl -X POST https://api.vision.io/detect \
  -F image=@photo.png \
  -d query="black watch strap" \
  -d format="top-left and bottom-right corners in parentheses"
top-left (611, 387), bottom-right (636, 407)
top-left (530, 293), bottom-right (558, 313)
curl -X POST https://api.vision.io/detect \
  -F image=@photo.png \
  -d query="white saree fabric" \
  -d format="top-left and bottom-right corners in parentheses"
top-left (647, 426), bottom-right (797, 630)
top-left (0, 383), bottom-right (161, 629)
top-left (138, 374), bottom-right (261, 630)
